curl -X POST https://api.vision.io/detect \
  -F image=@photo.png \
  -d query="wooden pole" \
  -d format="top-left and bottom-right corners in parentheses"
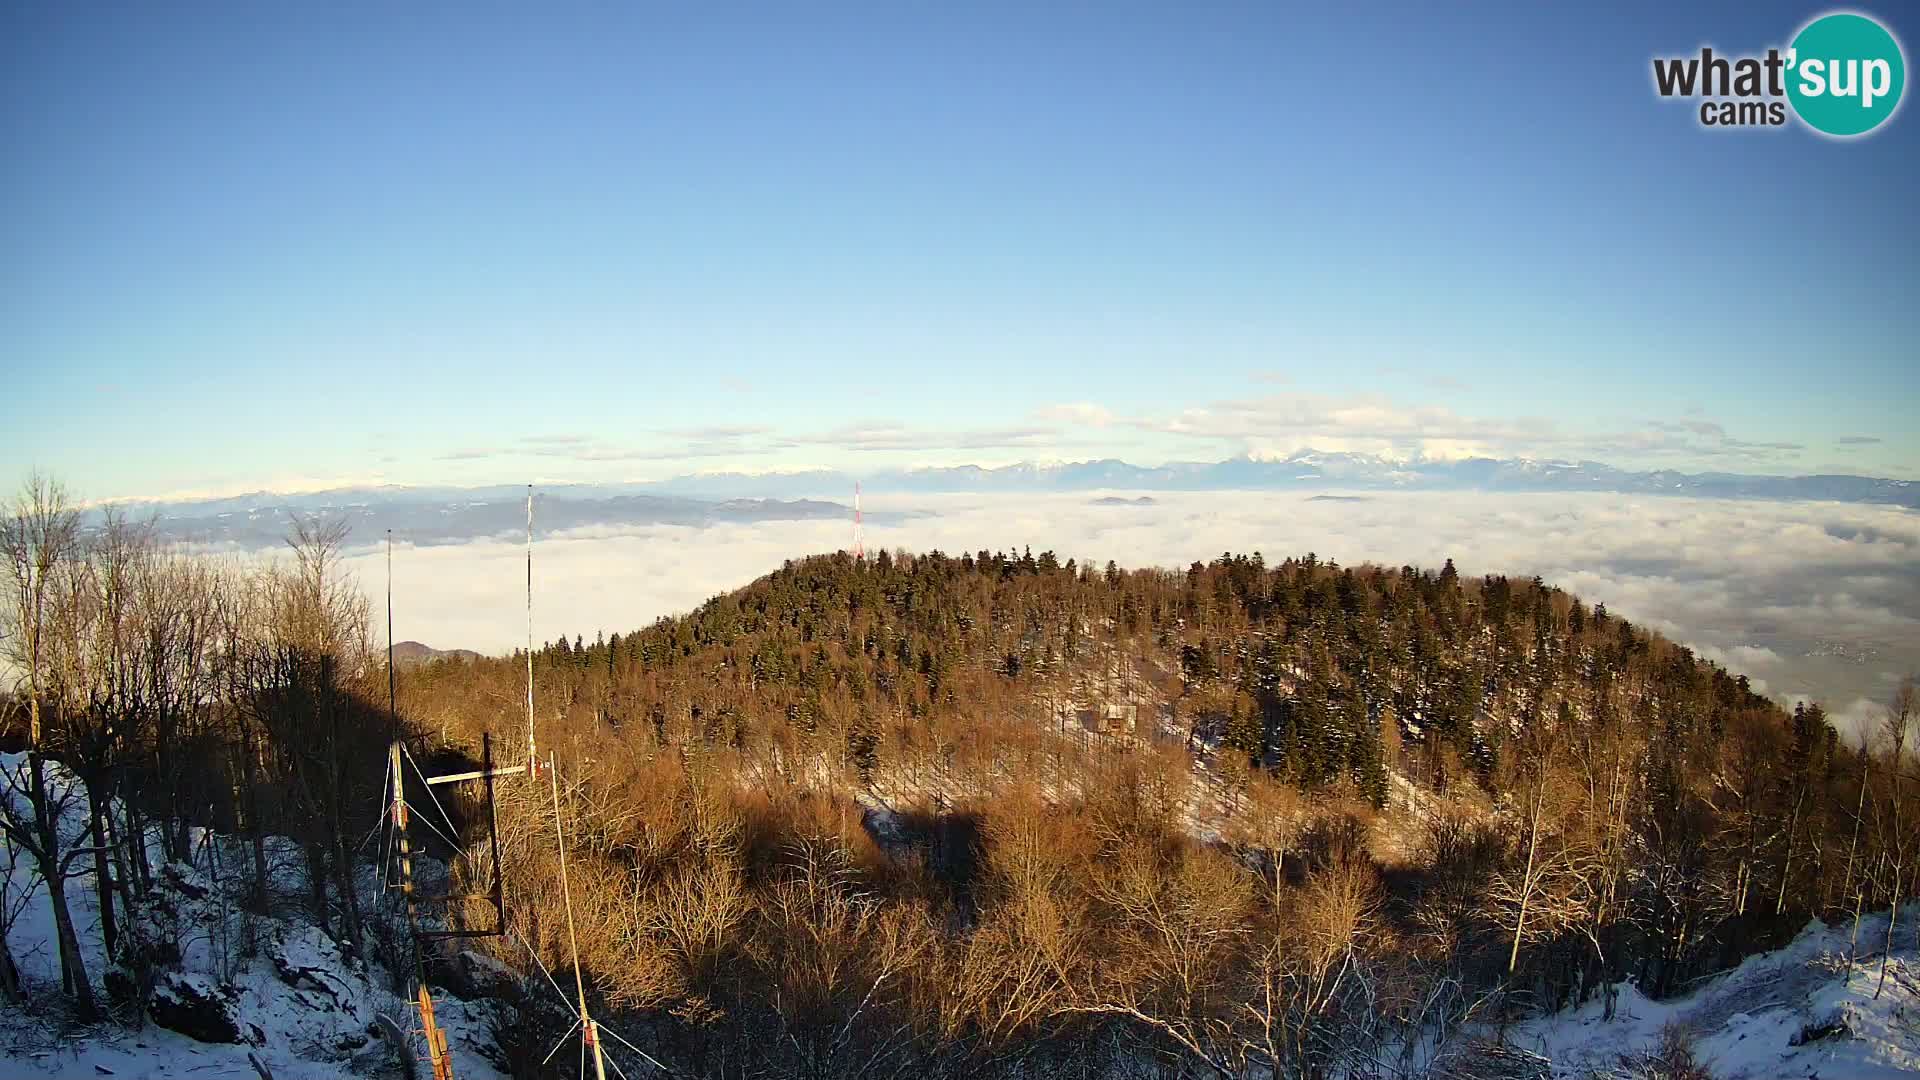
top-left (393, 742), bottom-right (455, 1080)
top-left (548, 752), bottom-right (606, 1080)
top-left (483, 733), bottom-right (505, 926)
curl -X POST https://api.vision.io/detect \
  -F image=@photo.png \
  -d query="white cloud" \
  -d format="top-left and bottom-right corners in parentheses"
top-left (1417, 438), bottom-right (1496, 462)
top-left (1691, 643), bottom-right (1784, 671)
top-left (1820, 696), bottom-right (1888, 743)
top-left (1034, 402), bottom-right (1116, 427)
top-left (1730, 644), bottom-right (1785, 668)
top-left (1135, 391), bottom-right (1551, 451)
top-left (796, 423), bottom-right (1067, 453)
top-left (1095, 389), bottom-right (1835, 470)
top-left (1242, 436), bottom-right (1406, 462)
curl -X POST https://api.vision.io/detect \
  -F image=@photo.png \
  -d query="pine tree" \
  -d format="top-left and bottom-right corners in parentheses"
top-left (1224, 692), bottom-right (1264, 764)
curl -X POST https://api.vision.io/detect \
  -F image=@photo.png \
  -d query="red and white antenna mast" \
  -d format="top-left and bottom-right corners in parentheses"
top-left (853, 481), bottom-right (865, 560)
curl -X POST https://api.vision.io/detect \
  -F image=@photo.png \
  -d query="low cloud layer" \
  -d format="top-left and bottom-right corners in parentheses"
top-left (348, 491), bottom-right (1919, 737)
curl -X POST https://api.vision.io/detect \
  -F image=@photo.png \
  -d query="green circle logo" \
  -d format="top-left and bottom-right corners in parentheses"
top-left (1787, 12), bottom-right (1906, 136)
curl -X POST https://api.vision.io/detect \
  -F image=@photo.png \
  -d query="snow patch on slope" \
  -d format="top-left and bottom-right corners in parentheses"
top-left (0, 752), bottom-right (507, 1079)
top-left (1513, 905), bottom-right (1920, 1078)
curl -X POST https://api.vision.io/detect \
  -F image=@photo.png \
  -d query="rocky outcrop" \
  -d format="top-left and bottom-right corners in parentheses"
top-left (149, 972), bottom-right (245, 1044)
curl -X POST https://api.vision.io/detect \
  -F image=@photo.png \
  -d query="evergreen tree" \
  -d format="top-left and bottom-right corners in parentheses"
top-left (1224, 692), bottom-right (1264, 763)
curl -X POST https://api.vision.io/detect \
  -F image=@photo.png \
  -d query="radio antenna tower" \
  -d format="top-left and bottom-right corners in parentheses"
top-left (387, 530), bottom-right (397, 726)
top-left (853, 481), bottom-right (865, 560)
top-left (526, 485), bottom-right (538, 777)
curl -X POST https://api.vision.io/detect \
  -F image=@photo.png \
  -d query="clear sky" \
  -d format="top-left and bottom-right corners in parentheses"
top-left (3, 1), bottom-right (1916, 500)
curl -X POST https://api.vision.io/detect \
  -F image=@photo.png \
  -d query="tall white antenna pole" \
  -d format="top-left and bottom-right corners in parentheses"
top-left (853, 481), bottom-right (865, 560)
top-left (526, 485), bottom-right (536, 778)
top-left (387, 530), bottom-right (397, 726)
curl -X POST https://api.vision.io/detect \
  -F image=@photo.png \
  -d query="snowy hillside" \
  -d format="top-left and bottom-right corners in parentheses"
top-left (0, 752), bottom-right (506, 1080)
top-left (1513, 905), bottom-right (1920, 1079)
top-left (4, 746), bottom-right (1919, 1078)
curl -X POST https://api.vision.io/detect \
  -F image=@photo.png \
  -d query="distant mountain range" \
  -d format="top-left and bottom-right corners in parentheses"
top-left (119, 490), bottom-right (851, 549)
top-left (102, 451), bottom-right (1915, 550)
top-left (646, 451), bottom-right (1918, 507)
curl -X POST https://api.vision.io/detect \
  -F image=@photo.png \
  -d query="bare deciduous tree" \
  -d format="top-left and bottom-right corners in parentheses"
top-left (0, 472), bottom-right (98, 1019)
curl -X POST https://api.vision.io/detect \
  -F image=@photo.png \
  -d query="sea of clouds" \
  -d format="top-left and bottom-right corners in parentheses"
top-left (342, 490), bottom-right (1919, 739)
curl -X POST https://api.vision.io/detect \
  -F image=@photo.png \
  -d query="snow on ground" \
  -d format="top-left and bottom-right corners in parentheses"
top-left (0, 752), bottom-right (507, 1080)
top-left (8, 744), bottom-right (1917, 1080)
top-left (1513, 905), bottom-right (1920, 1078)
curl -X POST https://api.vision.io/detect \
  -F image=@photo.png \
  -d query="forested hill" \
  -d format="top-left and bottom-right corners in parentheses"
top-left (394, 548), bottom-right (1904, 1046)
top-left (442, 547), bottom-right (1800, 811)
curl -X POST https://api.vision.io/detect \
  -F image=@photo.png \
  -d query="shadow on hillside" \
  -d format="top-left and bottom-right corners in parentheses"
top-left (863, 803), bottom-right (984, 919)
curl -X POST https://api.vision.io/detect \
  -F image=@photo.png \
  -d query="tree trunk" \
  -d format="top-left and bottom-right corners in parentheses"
top-left (123, 793), bottom-right (151, 897)
top-left (1911, 857), bottom-right (1919, 955)
top-left (43, 866), bottom-right (99, 1021)
top-left (102, 798), bottom-right (141, 953)
top-left (1509, 784), bottom-right (1545, 974)
top-left (305, 841), bottom-right (332, 935)
top-left (87, 787), bottom-right (119, 962)
top-left (1842, 757), bottom-right (1868, 914)
top-left (151, 749), bottom-right (175, 865)
top-left (0, 935), bottom-right (21, 1005)
top-left (173, 812), bottom-right (192, 869)
top-left (324, 713), bottom-right (364, 963)
top-left (1776, 792), bottom-right (1804, 916)
top-left (238, 721), bottom-right (270, 909)
top-left (28, 751), bottom-right (100, 1020)
top-left (331, 829), bottom-right (364, 965)
top-left (1848, 856), bottom-right (1873, 981)
top-left (1878, 858), bottom-right (1905, 999)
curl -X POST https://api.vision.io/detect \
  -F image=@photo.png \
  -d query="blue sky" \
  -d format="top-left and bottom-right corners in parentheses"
top-left (3, 1), bottom-right (1916, 500)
